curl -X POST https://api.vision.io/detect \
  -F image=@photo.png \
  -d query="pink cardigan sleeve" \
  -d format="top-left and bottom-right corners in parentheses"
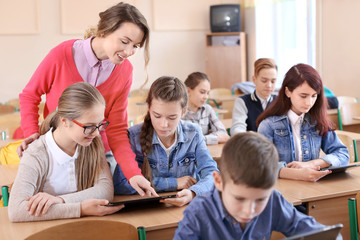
top-left (101, 66), bottom-right (142, 180)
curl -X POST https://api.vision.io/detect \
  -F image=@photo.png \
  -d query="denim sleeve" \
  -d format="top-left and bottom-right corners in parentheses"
top-left (152, 176), bottom-right (178, 192)
top-left (188, 129), bottom-right (219, 196)
top-left (173, 203), bottom-right (202, 240)
top-left (258, 119), bottom-right (287, 172)
top-left (320, 131), bottom-right (349, 167)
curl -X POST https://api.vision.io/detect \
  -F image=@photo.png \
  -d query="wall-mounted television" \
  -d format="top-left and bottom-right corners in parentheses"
top-left (210, 4), bottom-right (241, 33)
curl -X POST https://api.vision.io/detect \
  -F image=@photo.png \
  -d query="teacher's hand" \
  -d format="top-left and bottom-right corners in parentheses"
top-left (129, 175), bottom-right (158, 197)
top-left (17, 132), bottom-right (40, 157)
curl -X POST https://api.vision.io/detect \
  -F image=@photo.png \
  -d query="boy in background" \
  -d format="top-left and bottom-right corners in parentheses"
top-left (174, 132), bottom-right (334, 239)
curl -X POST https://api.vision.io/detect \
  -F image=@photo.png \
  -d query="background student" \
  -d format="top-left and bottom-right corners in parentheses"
top-left (16, 2), bottom-right (156, 196)
top-left (174, 132), bottom-right (330, 239)
top-left (183, 72), bottom-right (229, 145)
top-left (257, 64), bottom-right (349, 182)
top-left (8, 83), bottom-right (123, 222)
top-left (113, 76), bottom-right (219, 207)
top-left (231, 58), bottom-right (278, 135)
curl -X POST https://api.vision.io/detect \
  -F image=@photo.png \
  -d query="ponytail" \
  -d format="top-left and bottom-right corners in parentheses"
top-left (140, 112), bottom-right (154, 185)
top-left (39, 111), bottom-right (59, 135)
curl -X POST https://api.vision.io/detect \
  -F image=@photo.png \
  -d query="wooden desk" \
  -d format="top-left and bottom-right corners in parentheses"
top-left (0, 165), bottom-right (184, 240)
top-left (275, 166), bottom-right (360, 239)
top-left (221, 118), bottom-right (232, 130)
top-left (353, 116), bottom-right (360, 121)
top-left (0, 194), bottom-right (185, 240)
top-left (207, 143), bottom-right (224, 160)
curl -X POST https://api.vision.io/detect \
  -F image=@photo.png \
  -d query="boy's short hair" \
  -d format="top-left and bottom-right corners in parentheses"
top-left (219, 132), bottom-right (278, 189)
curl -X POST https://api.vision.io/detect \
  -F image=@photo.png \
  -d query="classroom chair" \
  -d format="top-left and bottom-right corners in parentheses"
top-left (6, 98), bottom-right (20, 110)
top-left (336, 130), bottom-right (359, 162)
top-left (0, 112), bottom-right (21, 139)
top-left (0, 104), bottom-right (16, 115)
top-left (337, 96), bottom-right (358, 108)
top-left (348, 192), bottom-right (360, 240)
top-left (338, 102), bottom-right (360, 132)
top-left (207, 88), bottom-right (232, 108)
top-left (129, 88), bottom-right (150, 98)
top-left (127, 96), bottom-right (148, 127)
top-left (25, 220), bottom-right (146, 240)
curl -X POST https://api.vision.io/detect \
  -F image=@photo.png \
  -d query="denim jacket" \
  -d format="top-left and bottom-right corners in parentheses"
top-left (128, 120), bottom-right (219, 196)
top-left (258, 114), bottom-right (349, 170)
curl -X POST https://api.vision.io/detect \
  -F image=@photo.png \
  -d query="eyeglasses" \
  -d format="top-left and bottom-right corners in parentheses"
top-left (71, 120), bottom-right (110, 135)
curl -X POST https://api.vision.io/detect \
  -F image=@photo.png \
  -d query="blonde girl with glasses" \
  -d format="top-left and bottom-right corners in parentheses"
top-left (8, 83), bottom-right (123, 222)
top-left (16, 2), bottom-right (156, 197)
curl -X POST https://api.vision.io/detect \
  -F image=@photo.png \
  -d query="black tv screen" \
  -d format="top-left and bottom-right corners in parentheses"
top-left (210, 4), bottom-right (241, 33)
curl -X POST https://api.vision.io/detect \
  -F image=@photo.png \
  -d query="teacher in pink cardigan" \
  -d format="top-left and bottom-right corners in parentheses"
top-left (17, 2), bottom-right (157, 197)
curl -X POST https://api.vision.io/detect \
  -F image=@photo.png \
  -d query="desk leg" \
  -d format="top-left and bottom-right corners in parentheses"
top-left (307, 194), bottom-right (355, 240)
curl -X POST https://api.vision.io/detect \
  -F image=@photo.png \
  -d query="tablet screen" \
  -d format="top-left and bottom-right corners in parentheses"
top-left (320, 163), bottom-right (360, 174)
top-left (106, 194), bottom-right (177, 207)
top-left (283, 224), bottom-right (342, 240)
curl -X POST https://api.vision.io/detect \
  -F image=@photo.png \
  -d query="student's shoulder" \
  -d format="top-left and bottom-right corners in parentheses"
top-left (185, 189), bottom-right (218, 214)
top-left (128, 123), bottom-right (144, 136)
top-left (180, 120), bottom-right (202, 134)
top-left (21, 135), bottom-right (48, 166)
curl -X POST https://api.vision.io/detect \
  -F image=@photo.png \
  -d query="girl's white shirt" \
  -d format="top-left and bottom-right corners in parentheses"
top-left (287, 110), bottom-right (304, 162)
top-left (42, 129), bottom-right (79, 195)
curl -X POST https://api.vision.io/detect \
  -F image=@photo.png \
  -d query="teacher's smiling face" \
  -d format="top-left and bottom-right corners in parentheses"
top-left (95, 22), bottom-right (144, 64)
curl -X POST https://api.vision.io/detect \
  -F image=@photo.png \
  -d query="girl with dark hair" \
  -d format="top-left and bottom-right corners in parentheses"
top-left (257, 64), bottom-right (349, 182)
top-left (17, 2), bottom-right (156, 196)
top-left (9, 83), bottom-right (123, 222)
top-left (113, 76), bottom-right (218, 206)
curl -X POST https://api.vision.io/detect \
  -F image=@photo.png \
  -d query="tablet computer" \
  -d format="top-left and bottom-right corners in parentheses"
top-left (282, 224), bottom-right (343, 240)
top-left (106, 194), bottom-right (177, 207)
top-left (320, 163), bottom-right (360, 174)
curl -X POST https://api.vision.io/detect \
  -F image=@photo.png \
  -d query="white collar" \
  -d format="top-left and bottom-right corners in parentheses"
top-left (45, 129), bottom-right (79, 165)
top-left (287, 110), bottom-right (304, 126)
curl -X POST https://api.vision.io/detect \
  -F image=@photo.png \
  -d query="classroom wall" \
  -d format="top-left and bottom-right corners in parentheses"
top-left (0, 0), bottom-right (240, 103)
top-left (316, 0), bottom-right (360, 99)
top-left (0, 0), bottom-right (358, 103)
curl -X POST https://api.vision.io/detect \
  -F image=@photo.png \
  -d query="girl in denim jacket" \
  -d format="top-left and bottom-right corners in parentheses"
top-left (113, 76), bottom-right (218, 206)
top-left (257, 64), bottom-right (349, 182)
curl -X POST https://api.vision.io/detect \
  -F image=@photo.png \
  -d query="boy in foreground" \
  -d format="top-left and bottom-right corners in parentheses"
top-left (174, 132), bottom-right (338, 239)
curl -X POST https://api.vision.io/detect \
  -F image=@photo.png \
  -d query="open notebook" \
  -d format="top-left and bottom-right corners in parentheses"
top-left (282, 224), bottom-right (343, 240)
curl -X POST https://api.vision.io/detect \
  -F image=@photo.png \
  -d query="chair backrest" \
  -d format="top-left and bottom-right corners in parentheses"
top-left (6, 98), bottom-right (20, 110)
top-left (0, 105), bottom-right (16, 115)
top-left (0, 112), bottom-right (21, 139)
top-left (209, 88), bottom-right (232, 99)
top-left (339, 102), bottom-right (360, 127)
top-left (25, 220), bottom-right (141, 240)
top-left (130, 88), bottom-right (150, 98)
top-left (337, 96), bottom-right (358, 108)
top-left (336, 130), bottom-right (358, 162)
top-left (127, 96), bottom-right (148, 127)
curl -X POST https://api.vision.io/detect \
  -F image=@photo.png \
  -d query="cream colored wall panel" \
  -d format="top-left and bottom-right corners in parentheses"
top-left (0, 0), bottom-right (39, 34)
top-left (317, 0), bottom-right (360, 99)
top-left (152, 0), bottom-right (239, 31)
top-left (60, 0), bottom-right (136, 34)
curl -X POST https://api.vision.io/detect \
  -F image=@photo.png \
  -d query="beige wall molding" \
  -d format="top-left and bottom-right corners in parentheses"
top-left (60, 0), bottom-right (136, 35)
top-left (0, 0), bottom-right (39, 35)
